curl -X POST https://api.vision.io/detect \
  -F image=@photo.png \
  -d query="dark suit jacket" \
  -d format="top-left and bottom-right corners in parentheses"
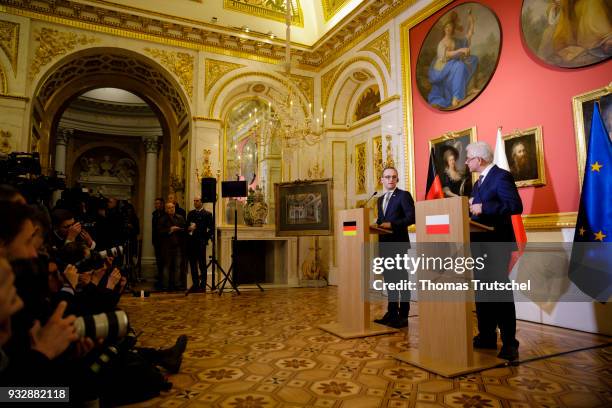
top-left (376, 188), bottom-right (415, 243)
top-left (470, 165), bottom-right (523, 242)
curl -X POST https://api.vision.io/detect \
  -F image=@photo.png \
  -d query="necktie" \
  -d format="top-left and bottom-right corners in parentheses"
top-left (382, 192), bottom-right (391, 214)
top-left (477, 175), bottom-right (484, 187)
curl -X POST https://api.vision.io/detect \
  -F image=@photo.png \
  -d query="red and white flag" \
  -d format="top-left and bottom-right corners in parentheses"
top-left (493, 127), bottom-right (527, 273)
top-left (425, 214), bottom-right (450, 235)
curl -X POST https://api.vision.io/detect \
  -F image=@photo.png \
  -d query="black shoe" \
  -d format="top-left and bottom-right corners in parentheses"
top-left (473, 335), bottom-right (497, 349)
top-left (374, 312), bottom-right (397, 325)
top-left (497, 344), bottom-right (519, 361)
top-left (157, 335), bottom-right (188, 373)
top-left (389, 317), bottom-right (408, 329)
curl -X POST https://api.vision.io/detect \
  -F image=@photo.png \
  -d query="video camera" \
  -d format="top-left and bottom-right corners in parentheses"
top-left (0, 152), bottom-right (65, 203)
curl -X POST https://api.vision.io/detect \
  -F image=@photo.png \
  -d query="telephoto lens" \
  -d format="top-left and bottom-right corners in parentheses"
top-left (74, 310), bottom-right (129, 341)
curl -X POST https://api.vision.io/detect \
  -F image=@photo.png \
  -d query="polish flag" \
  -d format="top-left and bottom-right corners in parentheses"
top-left (425, 214), bottom-right (450, 235)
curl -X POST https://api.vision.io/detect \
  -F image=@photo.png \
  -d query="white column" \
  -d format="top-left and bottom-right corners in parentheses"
top-left (141, 136), bottom-right (160, 265)
top-left (52, 128), bottom-right (72, 205)
top-left (54, 128), bottom-right (71, 175)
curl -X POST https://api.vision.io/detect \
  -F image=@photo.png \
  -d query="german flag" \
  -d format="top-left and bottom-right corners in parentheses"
top-left (343, 221), bottom-right (357, 236)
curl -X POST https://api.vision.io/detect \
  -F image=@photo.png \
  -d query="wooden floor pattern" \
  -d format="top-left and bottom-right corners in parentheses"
top-left (121, 287), bottom-right (612, 408)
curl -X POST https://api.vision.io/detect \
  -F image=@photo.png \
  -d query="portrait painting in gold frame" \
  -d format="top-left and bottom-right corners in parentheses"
top-left (502, 126), bottom-right (546, 188)
top-left (428, 126), bottom-right (477, 198)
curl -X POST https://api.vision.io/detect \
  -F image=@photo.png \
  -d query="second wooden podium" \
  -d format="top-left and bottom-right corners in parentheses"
top-left (319, 208), bottom-right (397, 338)
top-left (393, 196), bottom-right (504, 376)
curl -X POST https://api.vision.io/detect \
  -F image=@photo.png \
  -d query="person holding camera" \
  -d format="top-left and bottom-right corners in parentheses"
top-left (51, 208), bottom-right (96, 253)
top-left (186, 196), bottom-right (213, 293)
top-left (158, 202), bottom-right (186, 291)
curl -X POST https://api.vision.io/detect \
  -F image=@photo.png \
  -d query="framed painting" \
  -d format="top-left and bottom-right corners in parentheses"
top-left (275, 178), bottom-right (333, 236)
top-left (521, 0), bottom-right (612, 69)
top-left (415, 2), bottom-right (502, 111)
top-left (502, 126), bottom-right (546, 188)
top-left (572, 83), bottom-right (612, 189)
top-left (429, 126), bottom-right (476, 197)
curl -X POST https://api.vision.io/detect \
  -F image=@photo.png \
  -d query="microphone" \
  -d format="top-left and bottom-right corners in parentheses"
top-left (362, 191), bottom-right (377, 208)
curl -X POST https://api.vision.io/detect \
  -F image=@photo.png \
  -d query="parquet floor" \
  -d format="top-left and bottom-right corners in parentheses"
top-left (121, 287), bottom-right (612, 408)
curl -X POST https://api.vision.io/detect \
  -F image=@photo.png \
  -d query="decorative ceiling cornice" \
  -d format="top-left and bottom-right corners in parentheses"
top-left (0, 19), bottom-right (19, 76)
top-left (0, 0), bottom-right (414, 71)
top-left (223, 0), bottom-right (304, 28)
top-left (72, 96), bottom-right (155, 115)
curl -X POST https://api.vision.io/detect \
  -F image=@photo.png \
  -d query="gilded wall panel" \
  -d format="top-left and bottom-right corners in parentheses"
top-left (0, 64), bottom-right (6, 94)
top-left (372, 136), bottom-right (383, 190)
top-left (205, 59), bottom-right (244, 96)
top-left (360, 31), bottom-right (390, 73)
top-left (29, 27), bottom-right (99, 80)
top-left (355, 142), bottom-right (367, 194)
top-left (0, 20), bottom-right (19, 76)
top-left (144, 48), bottom-right (194, 99)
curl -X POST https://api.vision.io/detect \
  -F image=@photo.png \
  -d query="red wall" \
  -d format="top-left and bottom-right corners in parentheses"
top-left (409, 0), bottom-right (612, 214)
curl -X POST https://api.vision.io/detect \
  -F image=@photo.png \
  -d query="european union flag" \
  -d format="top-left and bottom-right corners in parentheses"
top-left (569, 102), bottom-right (612, 301)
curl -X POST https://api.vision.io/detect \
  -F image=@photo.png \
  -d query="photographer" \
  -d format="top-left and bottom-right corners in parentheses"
top-left (0, 202), bottom-right (85, 386)
top-left (51, 208), bottom-right (96, 253)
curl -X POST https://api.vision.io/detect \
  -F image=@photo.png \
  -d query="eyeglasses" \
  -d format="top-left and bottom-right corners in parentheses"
top-left (382, 175), bottom-right (398, 180)
top-left (465, 156), bottom-right (479, 163)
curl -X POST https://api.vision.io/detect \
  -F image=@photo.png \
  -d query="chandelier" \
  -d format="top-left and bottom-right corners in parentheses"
top-left (247, 0), bottom-right (324, 150)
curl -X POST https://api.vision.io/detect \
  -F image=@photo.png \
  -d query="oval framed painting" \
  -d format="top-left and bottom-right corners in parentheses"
top-left (415, 2), bottom-right (502, 111)
top-left (521, 0), bottom-right (612, 69)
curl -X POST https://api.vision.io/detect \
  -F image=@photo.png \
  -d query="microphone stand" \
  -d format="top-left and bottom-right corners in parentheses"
top-left (362, 191), bottom-right (378, 208)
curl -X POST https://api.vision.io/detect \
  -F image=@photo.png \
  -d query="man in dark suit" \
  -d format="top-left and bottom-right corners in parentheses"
top-left (374, 166), bottom-right (416, 329)
top-left (186, 196), bottom-right (213, 293)
top-left (158, 202), bottom-right (186, 291)
top-left (467, 141), bottom-right (523, 361)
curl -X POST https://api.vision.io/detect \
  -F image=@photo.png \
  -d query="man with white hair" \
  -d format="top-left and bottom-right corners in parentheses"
top-left (466, 141), bottom-right (523, 361)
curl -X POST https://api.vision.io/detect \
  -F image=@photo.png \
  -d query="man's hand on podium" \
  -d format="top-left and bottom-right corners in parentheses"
top-left (378, 222), bottom-right (391, 229)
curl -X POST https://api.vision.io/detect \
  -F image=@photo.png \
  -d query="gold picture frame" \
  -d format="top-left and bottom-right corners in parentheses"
top-left (429, 126), bottom-right (477, 195)
top-left (274, 179), bottom-right (333, 237)
top-left (502, 126), bottom-right (546, 188)
top-left (572, 82), bottom-right (612, 190)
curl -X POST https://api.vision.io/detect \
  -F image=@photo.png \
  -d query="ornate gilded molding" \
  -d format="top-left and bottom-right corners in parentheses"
top-left (372, 135), bottom-right (383, 189)
top-left (1, 0), bottom-right (416, 71)
top-left (360, 31), bottom-right (390, 73)
top-left (143, 136), bottom-right (160, 154)
top-left (322, 56), bottom-right (388, 112)
top-left (523, 212), bottom-right (577, 230)
top-left (223, 0), bottom-right (304, 27)
top-left (0, 63), bottom-right (6, 93)
top-left (277, 71), bottom-right (315, 106)
top-left (205, 59), bottom-right (244, 96)
top-left (376, 94), bottom-right (400, 108)
top-left (322, 0), bottom-right (351, 21)
top-left (0, 20), bottom-right (19, 76)
top-left (193, 116), bottom-right (222, 123)
top-left (355, 142), bottom-right (367, 194)
top-left (144, 48), bottom-right (194, 100)
top-left (0, 93), bottom-right (29, 101)
top-left (29, 27), bottom-right (99, 80)
top-left (0, 129), bottom-right (12, 154)
top-left (321, 64), bottom-right (341, 113)
top-left (384, 135), bottom-right (395, 168)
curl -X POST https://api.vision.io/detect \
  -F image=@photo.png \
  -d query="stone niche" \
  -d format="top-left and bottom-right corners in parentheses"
top-left (74, 148), bottom-right (138, 201)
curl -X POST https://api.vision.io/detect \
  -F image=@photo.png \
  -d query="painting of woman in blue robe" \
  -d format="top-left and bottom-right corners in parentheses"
top-left (416, 3), bottom-right (501, 111)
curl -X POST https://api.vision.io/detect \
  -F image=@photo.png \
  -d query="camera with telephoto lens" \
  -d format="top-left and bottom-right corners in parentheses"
top-left (74, 310), bottom-right (129, 341)
top-left (73, 245), bottom-right (124, 272)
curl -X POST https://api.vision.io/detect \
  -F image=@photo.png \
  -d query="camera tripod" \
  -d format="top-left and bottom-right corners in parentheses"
top-left (217, 200), bottom-right (241, 295)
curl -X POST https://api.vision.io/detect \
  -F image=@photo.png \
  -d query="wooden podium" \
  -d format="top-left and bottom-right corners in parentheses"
top-left (319, 208), bottom-right (397, 338)
top-left (393, 196), bottom-right (504, 377)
